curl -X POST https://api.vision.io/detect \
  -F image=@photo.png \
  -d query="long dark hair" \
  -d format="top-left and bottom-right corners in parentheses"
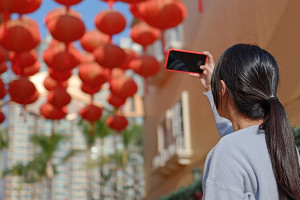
top-left (211, 43), bottom-right (300, 199)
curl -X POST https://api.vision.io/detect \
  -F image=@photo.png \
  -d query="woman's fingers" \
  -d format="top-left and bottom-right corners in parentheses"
top-left (203, 51), bottom-right (214, 63)
top-left (202, 69), bottom-right (208, 76)
top-left (190, 65), bottom-right (209, 78)
top-left (189, 73), bottom-right (200, 78)
top-left (200, 64), bottom-right (213, 74)
top-left (190, 51), bottom-right (214, 91)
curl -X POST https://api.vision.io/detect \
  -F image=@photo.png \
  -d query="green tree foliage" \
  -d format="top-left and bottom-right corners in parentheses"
top-left (77, 116), bottom-right (112, 149)
top-left (158, 178), bottom-right (202, 200)
top-left (4, 133), bottom-right (65, 183)
top-left (28, 133), bottom-right (64, 179)
top-left (3, 162), bottom-right (26, 177)
top-left (0, 127), bottom-right (8, 150)
top-left (122, 122), bottom-right (143, 150)
top-left (292, 126), bottom-right (300, 151)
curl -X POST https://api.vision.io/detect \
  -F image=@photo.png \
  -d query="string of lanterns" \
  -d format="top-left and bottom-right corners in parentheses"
top-left (0, 0), bottom-right (42, 123)
top-left (0, 0), bottom-right (187, 136)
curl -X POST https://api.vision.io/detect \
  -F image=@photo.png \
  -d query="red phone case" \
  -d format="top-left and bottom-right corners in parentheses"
top-left (164, 49), bottom-right (207, 74)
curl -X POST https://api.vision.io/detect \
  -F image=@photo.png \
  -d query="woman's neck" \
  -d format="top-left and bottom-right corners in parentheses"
top-left (220, 93), bottom-right (263, 132)
top-left (230, 112), bottom-right (263, 132)
top-left (228, 108), bottom-right (263, 131)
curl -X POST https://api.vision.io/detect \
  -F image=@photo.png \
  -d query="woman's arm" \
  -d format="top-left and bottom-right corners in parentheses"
top-left (204, 90), bottom-right (233, 137)
top-left (190, 51), bottom-right (233, 137)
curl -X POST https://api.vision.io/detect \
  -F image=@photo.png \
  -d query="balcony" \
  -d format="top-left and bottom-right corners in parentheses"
top-left (152, 141), bottom-right (193, 176)
top-left (151, 91), bottom-right (193, 175)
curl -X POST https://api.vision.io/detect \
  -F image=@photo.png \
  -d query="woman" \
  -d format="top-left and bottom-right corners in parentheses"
top-left (191, 44), bottom-right (300, 199)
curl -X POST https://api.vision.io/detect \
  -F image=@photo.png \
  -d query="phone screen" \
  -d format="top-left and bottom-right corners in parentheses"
top-left (165, 49), bottom-right (207, 74)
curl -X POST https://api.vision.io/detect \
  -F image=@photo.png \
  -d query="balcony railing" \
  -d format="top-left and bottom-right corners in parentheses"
top-left (152, 135), bottom-right (193, 175)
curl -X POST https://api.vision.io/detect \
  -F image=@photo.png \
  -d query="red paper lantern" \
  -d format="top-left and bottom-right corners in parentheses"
top-left (41, 103), bottom-right (67, 120)
top-left (43, 42), bottom-right (81, 71)
top-left (24, 90), bottom-right (39, 105)
top-left (120, 49), bottom-right (139, 70)
top-left (54, 0), bottom-right (82, 7)
top-left (49, 69), bottom-right (72, 82)
top-left (10, 50), bottom-right (38, 68)
top-left (93, 43), bottom-right (126, 69)
top-left (130, 21), bottom-right (160, 47)
top-left (129, 55), bottom-right (160, 77)
top-left (0, 78), bottom-right (6, 99)
top-left (79, 104), bottom-right (103, 122)
top-left (0, 0), bottom-right (35, 14)
top-left (0, 45), bottom-right (6, 63)
top-left (46, 8), bottom-right (85, 43)
top-left (0, 62), bottom-right (7, 74)
top-left (129, 3), bottom-right (141, 19)
top-left (0, 17), bottom-right (40, 52)
top-left (198, 0), bottom-right (203, 12)
top-left (107, 93), bottom-right (126, 108)
top-left (22, 61), bottom-right (40, 76)
top-left (106, 115), bottom-right (128, 132)
top-left (111, 68), bottom-right (125, 79)
top-left (94, 9), bottom-right (126, 36)
top-left (80, 52), bottom-right (95, 63)
top-left (45, 8), bottom-right (81, 29)
top-left (78, 62), bottom-right (108, 86)
top-left (8, 77), bottom-right (39, 105)
top-left (47, 88), bottom-right (71, 108)
top-left (0, 112), bottom-right (5, 123)
top-left (80, 29), bottom-right (110, 53)
top-left (110, 76), bottom-right (138, 98)
top-left (81, 83), bottom-right (101, 95)
top-left (16, 0), bottom-right (42, 15)
top-left (138, 0), bottom-right (187, 30)
top-left (0, 0), bottom-right (18, 13)
top-left (44, 76), bottom-right (68, 91)
top-left (12, 61), bottom-right (40, 76)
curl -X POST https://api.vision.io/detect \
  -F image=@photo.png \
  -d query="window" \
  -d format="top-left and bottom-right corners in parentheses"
top-left (157, 109), bottom-right (175, 151)
top-left (172, 99), bottom-right (185, 150)
top-left (157, 93), bottom-right (187, 152)
top-left (153, 91), bottom-right (193, 171)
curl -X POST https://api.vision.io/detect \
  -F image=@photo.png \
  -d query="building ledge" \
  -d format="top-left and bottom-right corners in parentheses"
top-left (151, 146), bottom-right (193, 176)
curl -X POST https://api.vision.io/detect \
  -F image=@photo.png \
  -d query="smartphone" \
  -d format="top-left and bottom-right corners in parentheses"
top-left (165, 49), bottom-right (207, 74)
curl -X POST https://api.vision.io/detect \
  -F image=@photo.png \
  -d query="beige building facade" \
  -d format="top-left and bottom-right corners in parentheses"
top-left (143, 0), bottom-right (300, 199)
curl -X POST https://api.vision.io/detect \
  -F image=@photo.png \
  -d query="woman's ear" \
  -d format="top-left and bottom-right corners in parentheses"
top-left (220, 80), bottom-right (227, 97)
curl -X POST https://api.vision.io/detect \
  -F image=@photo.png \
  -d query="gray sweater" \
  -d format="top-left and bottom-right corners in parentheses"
top-left (202, 90), bottom-right (300, 200)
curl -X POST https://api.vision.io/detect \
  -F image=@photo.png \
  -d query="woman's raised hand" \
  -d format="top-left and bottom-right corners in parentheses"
top-left (190, 51), bottom-right (215, 91)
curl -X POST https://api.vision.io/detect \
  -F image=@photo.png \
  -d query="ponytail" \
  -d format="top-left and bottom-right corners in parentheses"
top-left (261, 98), bottom-right (300, 200)
top-left (212, 43), bottom-right (300, 199)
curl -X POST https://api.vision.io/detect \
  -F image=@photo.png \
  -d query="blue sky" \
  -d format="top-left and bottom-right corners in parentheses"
top-left (26, 0), bottom-right (133, 44)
